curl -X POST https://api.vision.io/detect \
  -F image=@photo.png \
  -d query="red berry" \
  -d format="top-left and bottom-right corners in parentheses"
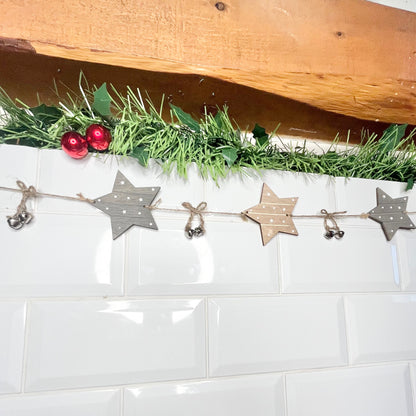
top-left (61, 132), bottom-right (88, 159)
top-left (86, 124), bottom-right (112, 151)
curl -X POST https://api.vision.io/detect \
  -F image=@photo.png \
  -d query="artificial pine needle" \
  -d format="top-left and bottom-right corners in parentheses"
top-left (0, 82), bottom-right (416, 187)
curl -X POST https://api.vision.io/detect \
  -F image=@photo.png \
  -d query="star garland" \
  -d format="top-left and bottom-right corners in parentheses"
top-left (1, 170), bottom-right (416, 245)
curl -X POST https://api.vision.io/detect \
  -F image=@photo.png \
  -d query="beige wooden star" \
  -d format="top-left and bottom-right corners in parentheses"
top-left (243, 183), bottom-right (298, 245)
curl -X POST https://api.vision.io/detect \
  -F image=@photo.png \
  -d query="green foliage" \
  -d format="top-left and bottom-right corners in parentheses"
top-left (30, 104), bottom-right (63, 125)
top-left (378, 124), bottom-right (408, 153)
top-left (221, 147), bottom-right (238, 167)
top-left (406, 177), bottom-right (414, 191)
top-left (169, 104), bottom-right (200, 132)
top-left (0, 82), bottom-right (416, 187)
top-left (93, 83), bottom-right (112, 116)
top-left (252, 123), bottom-right (269, 147)
top-left (131, 145), bottom-right (150, 167)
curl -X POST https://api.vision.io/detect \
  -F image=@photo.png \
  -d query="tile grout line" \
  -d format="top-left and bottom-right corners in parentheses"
top-left (276, 236), bottom-right (283, 295)
top-left (33, 149), bottom-right (41, 212)
top-left (204, 297), bottom-right (210, 378)
top-left (0, 359), bottom-right (412, 400)
top-left (395, 238), bottom-right (406, 292)
top-left (341, 296), bottom-right (352, 366)
top-left (122, 233), bottom-right (129, 297)
top-left (2, 291), bottom-right (415, 303)
top-left (332, 179), bottom-right (340, 213)
top-left (20, 301), bottom-right (32, 393)
top-left (283, 373), bottom-right (289, 416)
top-left (408, 362), bottom-right (416, 416)
top-left (120, 387), bottom-right (125, 416)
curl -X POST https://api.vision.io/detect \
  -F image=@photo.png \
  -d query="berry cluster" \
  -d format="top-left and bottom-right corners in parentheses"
top-left (61, 124), bottom-right (112, 159)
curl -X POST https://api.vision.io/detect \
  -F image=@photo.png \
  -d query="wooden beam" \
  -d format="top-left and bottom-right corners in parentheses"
top-left (0, 0), bottom-right (415, 123)
top-left (1, 50), bottom-right (399, 144)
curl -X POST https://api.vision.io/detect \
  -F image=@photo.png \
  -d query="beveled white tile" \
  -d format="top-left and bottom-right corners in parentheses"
top-left (205, 170), bottom-right (336, 214)
top-left (0, 389), bottom-right (120, 415)
top-left (286, 364), bottom-right (413, 416)
top-left (0, 302), bottom-right (26, 394)
top-left (124, 374), bottom-right (285, 416)
top-left (25, 299), bottom-right (205, 391)
top-left (0, 144), bottom-right (38, 212)
top-left (280, 224), bottom-right (400, 292)
top-left (37, 149), bottom-right (205, 214)
top-left (335, 177), bottom-right (416, 225)
top-left (126, 218), bottom-right (278, 295)
top-left (346, 294), bottom-right (416, 364)
top-left (208, 296), bottom-right (347, 376)
top-left (0, 213), bottom-right (124, 297)
top-left (397, 232), bottom-right (416, 290)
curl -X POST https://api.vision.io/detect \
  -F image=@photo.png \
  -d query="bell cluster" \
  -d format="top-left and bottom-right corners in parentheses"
top-left (186, 226), bottom-right (205, 239)
top-left (7, 211), bottom-right (33, 230)
top-left (324, 229), bottom-right (345, 239)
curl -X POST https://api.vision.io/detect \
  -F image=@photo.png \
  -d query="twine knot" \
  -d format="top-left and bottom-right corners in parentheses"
top-left (16, 180), bottom-right (37, 211)
top-left (321, 209), bottom-right (346, 239)
top-left (7, 180), bottom-right (37, 230)
top-left (182, 201), bottom-right (207, 239)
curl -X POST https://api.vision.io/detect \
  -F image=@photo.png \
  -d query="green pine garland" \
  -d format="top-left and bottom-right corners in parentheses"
top-left (0, 80), bottom-right (416, 188)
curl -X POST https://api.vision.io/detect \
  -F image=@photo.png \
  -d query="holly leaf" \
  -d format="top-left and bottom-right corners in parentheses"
top-left (406, 177), bottom-right (414, 191)
top-left (214, 111), bottom-right (223, 128)
top-left (378, 124), bottom-right (407, 153)
top-left (252, 123), bottom-right (269, 146)
top-left (30, 104), bottom-right (62, 125)
top-left (93, 83), bottom-right (112, 116)
top-left (222, 147), bottom-right (238, 167)
top-left (169, 104), bottom-right (200, 132)
top-left (131, 145), bottom-right (150, 167)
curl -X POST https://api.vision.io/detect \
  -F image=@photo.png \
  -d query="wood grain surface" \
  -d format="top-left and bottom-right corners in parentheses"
top-left (0, 0), bottom-right (415, 123)
top-left (1, 50), bottom-right (401, 143)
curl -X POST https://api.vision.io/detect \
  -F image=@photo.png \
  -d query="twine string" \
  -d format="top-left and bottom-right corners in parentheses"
top-left (321, 209), bottom-right (346, 234)
top-left (148, 198), bottom-right (162, 210)
top-left (182, 201), bottom-right (207, 236)
top-left (0, 183), bottom-right (94, 204)
top-left (13, 180), bottom-right (37, 217)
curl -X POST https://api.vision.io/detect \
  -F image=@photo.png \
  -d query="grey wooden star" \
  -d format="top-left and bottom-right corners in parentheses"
top-left (91, 170), bottom-right (160, 239)
top-left (368, 187), bottom-right (415, 241)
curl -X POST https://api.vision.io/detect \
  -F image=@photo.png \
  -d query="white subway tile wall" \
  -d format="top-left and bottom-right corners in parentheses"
top-left (25, 299), bottom-right (206, 391)
top-left (208, 296), bottom-right (347, 376)
top-left (0, 389), bottom-right (121, 416)
top-left (124, 375), bottom-right (286, 416)
top-left (1, 144), bottom-right (416, 415)
top-left (286, 364), bottom-right (414, 416)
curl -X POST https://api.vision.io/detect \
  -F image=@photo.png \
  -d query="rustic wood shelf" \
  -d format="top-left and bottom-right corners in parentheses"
top-left (0, 0), bottom-right (415, 124)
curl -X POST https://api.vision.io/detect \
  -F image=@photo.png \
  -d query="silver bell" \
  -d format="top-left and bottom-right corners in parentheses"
top-left (186, 229), bottom-right (194, 239)
top-left (193, 226), bottom-right (204, 237)
top-left (18, 211), bottom-right (33, 225)
top-left (7, 216), bottom-right (23, 230)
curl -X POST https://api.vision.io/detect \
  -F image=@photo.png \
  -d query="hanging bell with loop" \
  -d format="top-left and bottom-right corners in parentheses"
top-left (193, 226), bottom-right (204, 237)
top-left (324, 230), bottom-right (335, 239)
top-left (18, 211), bottom-right (33, 225)
top-left (7, 216), bottom-right (24, 230)
top-left (186, 228), bottom-right (195, 239)
top-left (335, 230), bottom-right (345, 239)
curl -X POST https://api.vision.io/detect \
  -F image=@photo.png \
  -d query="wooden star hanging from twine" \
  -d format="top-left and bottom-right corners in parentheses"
top-left (243, 183), bottom-right (298, 245)
top-left (368, 187), bottom-right (416, 241)
top-left (91, 171), bottom-right (160, 239)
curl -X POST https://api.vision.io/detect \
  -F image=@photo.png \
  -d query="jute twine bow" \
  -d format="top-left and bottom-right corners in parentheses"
top-left (321, 209), bottom-right (346, 239)
top-left (9, 180), bottom-right (37, 218)
top-left (182, 201), bottom-right (207, 238)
